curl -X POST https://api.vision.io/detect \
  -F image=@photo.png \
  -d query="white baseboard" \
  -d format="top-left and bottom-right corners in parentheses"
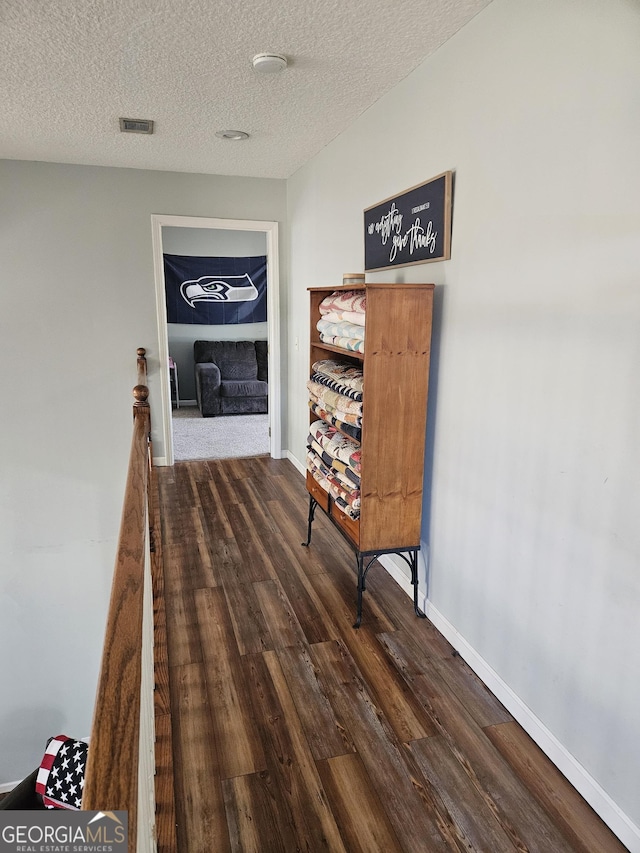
top-left (174, 399), bottom-right (197, 407)
top-left (286, 451), bottom-right (305, 476)
top-left (152, 455), bottom-right (168, 467)
top-left (377, 554), bottom-right (640, 852)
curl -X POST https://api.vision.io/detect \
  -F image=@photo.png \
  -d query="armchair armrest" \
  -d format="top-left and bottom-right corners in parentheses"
top-left (195, 362), bottom-right (222, 416)
top-left (195, 361), bottom-right (221, 388)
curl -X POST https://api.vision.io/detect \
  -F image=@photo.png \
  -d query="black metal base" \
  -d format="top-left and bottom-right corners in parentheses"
top-left (301, 496), bottom-right (317, 547)
top-left (302, 493), bottom-right (426, 629)
top-left (353, 547), bottom-right (425, 628)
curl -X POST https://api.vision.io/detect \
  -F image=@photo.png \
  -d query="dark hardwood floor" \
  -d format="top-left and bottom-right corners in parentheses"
top-left (156, 456), bottom-right (626, 853)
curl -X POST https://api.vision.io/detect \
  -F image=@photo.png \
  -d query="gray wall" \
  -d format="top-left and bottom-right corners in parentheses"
top-left (286, 0), bottom-right (640, 838)
top-left (0, 160), bottom-right (286, 783)
top-left (163, 227), bottom-right (267, 401)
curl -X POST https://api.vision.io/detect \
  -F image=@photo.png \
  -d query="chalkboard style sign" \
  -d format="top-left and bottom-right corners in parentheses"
top-left (364, 171), bottom-right (452, 271)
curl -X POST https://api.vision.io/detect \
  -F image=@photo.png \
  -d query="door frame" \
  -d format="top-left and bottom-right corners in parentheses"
top-left (151, 214), bottom-right (282, 465)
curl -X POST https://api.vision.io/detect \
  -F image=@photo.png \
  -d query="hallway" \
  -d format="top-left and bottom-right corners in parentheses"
top-left (156, 456), bottom-right (625, 852)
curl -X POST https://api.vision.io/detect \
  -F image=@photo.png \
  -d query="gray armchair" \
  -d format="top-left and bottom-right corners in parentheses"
top-left (194, 340), bottom-right (268, 417)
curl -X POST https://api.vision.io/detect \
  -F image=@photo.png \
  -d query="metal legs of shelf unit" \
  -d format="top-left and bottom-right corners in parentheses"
top-left (301, 496), bottom-right (317, 547)
top-left (354, 553), bottom-right (377, 629)
top-left (353, 548), bottom-right (426, 628)
top-left (302, 494), bottom-right (426, 628)
top-left (395, 548), bottom-right (427, 622)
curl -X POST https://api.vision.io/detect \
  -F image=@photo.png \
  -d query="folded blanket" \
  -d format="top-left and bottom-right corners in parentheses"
top-left (320, 309), bottom-right (366, 327)
top-left (311, 359), bottom-right (364, 400)
top-left (306, 449), bottom-right (360, 501)
top-left (309, 400), bottom-right (361, 442)
top-left (319, 332), bottom-right (365, 354)
top-left (307, 464), bottom-right (360, 521)
top-left (311, 371), bottom-right (362, 402)
top-left (319, 290), bottom-right (366, 317)
top-left (307, 450), bottom-right (361, 519)
top-left (333, 495), bottom-right (360, 520)
top-left (307, 380), bottom-right (363, 418)
top-left (307, 437), bottom-right (361, 488)
top-left (307, 459), bottom-right (332, 495)
top-left (309, 419), bottom-right (362, 473)
top-left (308, 389), bottom-right (362, 427)
top-left (317, 318), bottom-right (365, 342)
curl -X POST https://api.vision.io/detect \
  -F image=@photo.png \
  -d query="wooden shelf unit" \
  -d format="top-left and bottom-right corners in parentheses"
top-left (304, 282), bottom-right (435, 625)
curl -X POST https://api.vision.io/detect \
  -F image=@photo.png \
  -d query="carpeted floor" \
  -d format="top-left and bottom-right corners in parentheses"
top-left (172, 407), bottom-right (269, 461)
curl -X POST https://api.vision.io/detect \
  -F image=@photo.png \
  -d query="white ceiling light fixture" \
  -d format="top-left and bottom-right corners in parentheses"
top-left (252, 53), bottom-right (288, 74)
top-left (215, 130), bottom-right (250, 140)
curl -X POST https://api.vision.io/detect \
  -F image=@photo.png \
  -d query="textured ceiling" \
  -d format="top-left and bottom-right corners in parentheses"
top-left (0, 0), bottom-right (492, 179)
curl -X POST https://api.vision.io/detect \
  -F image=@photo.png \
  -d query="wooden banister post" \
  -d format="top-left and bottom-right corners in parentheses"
top-left (133, 384), bottom-right (150, 408)
top-left (134, 349), bottom-right (150, 423)
top-left (136, 347), bottom-right (147, 387)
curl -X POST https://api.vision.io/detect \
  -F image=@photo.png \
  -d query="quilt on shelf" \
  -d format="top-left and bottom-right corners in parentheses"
top-left (317, 317), bottom-right (365, 355)
top-left (308, 419), bottom-right (361, 474)
top-left (318, 332), bottom-right (365, 353)
top-left (306, 449), bottom-right (360, 507)
top-left (308, 389), bottom-right (362, 429)
top-left (311, 359), bottom-right (364, 401)
top-left (307, 450), bottom-right (361, 520)
top-left (308, 400), bottom-right (361, 442)
top-left (318, 290), bottom-right (366, 320)
top-left (307, 436), bottom-right (360, 488)
top-left (307, 379), bottom-right (362, 420)
top-left (307, 300), bottom-right (366, 522)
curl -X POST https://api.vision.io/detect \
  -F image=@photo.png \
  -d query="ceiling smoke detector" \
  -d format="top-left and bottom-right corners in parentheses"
top-left (252, 53), bottom-right (288, 74)
top-left (119, 117), bottom-right (154, 134)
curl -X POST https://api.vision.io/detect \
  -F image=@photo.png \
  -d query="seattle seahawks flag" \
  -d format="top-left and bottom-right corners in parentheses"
top-left (164, 254), bottom-right (267, 325)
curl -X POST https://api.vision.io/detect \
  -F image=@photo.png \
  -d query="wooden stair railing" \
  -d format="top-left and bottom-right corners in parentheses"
top-left (82, 348), bottom-right (160, 852)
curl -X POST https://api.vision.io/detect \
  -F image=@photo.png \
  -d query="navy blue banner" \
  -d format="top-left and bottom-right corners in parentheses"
top-left (164, 254), bottom-right (267, 324)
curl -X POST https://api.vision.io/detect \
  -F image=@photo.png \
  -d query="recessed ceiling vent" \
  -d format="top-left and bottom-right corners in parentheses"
top-left (119, 117), bottom-right (154, 134)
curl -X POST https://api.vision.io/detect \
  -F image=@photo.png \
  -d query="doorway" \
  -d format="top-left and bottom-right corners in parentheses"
top-left (151, 214), bottom-right (281, 466)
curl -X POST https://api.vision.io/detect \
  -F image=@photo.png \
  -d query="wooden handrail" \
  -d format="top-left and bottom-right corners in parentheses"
top-left (83, 350), bottom-right (151, 852)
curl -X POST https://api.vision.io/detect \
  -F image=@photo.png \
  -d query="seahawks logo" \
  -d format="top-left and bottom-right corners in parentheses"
top-left (180, 273), bottom-right (259, 307)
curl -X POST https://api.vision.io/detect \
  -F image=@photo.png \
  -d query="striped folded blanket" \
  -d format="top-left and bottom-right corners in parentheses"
top-left (311, 359), bottom-right (363, 401)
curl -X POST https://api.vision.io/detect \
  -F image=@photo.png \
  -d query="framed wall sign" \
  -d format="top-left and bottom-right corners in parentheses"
top-left (364, 171), bottom-right (453, 271)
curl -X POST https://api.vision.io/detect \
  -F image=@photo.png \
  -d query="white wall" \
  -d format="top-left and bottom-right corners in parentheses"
top-left (163, 226), bottom-right (267, 400)
top-left (286, 0), bottom-right (640, 842)
top-left (0, 160), bottom-right (285, 783)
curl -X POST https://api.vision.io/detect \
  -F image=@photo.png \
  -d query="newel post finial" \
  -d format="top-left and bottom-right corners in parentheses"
top-left (137, 347), bottom-right (147, 386)
top-left (134, 347), bottom-right (149, 411)
top-left (133, 384), bottom-right (149, 407)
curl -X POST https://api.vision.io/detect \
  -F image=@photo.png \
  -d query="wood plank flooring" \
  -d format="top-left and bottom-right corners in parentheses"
top-left (156, 456), bottom-right (627, 853)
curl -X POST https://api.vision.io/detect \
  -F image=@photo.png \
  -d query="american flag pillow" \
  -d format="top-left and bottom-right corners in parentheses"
top-left (35, 735), bottom-right (88, 809)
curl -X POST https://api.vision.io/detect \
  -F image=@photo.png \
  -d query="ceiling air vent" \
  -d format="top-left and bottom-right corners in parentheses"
top-left (119, 117), bottom-right (154, 134)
